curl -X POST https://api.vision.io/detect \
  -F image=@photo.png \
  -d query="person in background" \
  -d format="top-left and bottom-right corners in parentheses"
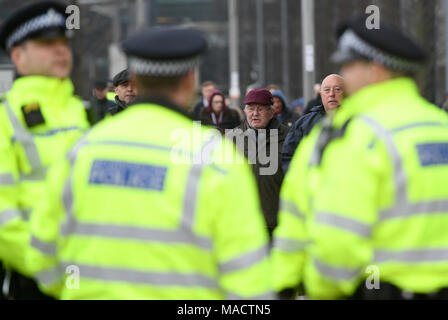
top-left (89, 80), bottom-right (116, 124)
top-left (281, 74), bottom-right (345, 173)
top-left (267, 84), bottom-right (281, 93)
top-left (229, 89), bottom-right (289, 239)
top-left (303, 83), bottom-right (322, 115)
top-left (108, 69), bottom-right (138, 115)
top-left (291, 97), bottom-right (304, 116)
top-left (200, 89), bottom-right (240, 133)
top-left (192, 80), bottom-right (216, 120)
top-left (272, 90), bottom-right (300, 128)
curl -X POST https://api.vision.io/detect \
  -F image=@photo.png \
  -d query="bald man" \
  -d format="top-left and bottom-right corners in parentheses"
top-left (281, 74), bottom-right (345, 173)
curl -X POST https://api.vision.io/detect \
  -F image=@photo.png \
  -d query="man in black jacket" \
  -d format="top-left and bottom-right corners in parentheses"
top-left (281, 74), bottom-right (345, 173)
top-left (89, 80), bottom-right (116, 124)
top-left (108, 69), bottom-right (138, 115)
top-left (191, 80), bottom-right (216, 119)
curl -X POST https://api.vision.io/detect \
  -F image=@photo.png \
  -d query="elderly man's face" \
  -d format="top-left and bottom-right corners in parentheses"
top-left (245, 104), bottom-right (274, 129)
top-left (320, 74), bottom-right (345, 111)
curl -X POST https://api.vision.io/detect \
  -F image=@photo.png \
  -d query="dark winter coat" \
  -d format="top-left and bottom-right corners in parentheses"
top-left (276, 107), bottom-right (300, 128)
top-left (281, 104), bottom-right (326, 173)
top-left (108, 96), bottom-right (128, 116)
top-left (229, 118), bottom-right (289, 235)
top-left (89, 97), bottom-right (116, 124)
top-left (192, 99), bottom-right (205, 120)
top-left (303, 94), bottom-right (322, 115)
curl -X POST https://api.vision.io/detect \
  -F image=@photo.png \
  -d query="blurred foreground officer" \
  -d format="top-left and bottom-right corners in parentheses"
top-left (272, 16), bottom-right (448, 299)
top-left (28, 28), bottom-right (272, 299)
top-left (0, 1), bottom-right (89, 299)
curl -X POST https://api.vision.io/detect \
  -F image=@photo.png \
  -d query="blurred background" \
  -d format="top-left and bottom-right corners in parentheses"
top-left (0, 0), bottom-right (444, 106)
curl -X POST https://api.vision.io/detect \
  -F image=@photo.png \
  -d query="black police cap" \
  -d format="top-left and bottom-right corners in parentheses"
top-left (332, 16), bottom-right (426, 73)
top-left (0, 1), bottom-right (70, 52)
top-left (112, 69), bottom-right (130, 87)
top-left (122, 28), bottom-right (207, 77)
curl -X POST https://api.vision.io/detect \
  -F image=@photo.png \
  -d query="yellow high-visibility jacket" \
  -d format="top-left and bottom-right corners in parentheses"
top-left (0, 76), bottom-right (89, 276)
top-left (27, 98), bottom-right (273, 300)
top-left (272, 77), bottom-right (448, 299)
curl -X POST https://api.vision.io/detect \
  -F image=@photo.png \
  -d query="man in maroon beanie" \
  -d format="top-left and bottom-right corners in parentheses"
top-left (228, 88), bottom-right (289, 239)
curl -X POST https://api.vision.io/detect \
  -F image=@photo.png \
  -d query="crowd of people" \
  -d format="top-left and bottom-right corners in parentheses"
top-left (1, 1), bottom-right (448, 301)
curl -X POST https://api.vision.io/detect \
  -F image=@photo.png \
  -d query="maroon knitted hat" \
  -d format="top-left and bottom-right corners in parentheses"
top-left (244, 88), bottom-right (273, 106)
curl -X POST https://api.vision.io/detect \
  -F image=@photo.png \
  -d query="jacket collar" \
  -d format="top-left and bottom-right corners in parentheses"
top-left (129, 96), bottom-right (194, 120)
top-left (114, 95), bottom-right (127, 111)
top-left (335, 77), bottom-right (420, 125)
top-left (7, 75), bottom-right (74, 109)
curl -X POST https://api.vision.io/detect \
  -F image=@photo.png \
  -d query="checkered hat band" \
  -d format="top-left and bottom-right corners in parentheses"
top-left (6, 9), bottom-right (66, 50)
top-left (129, 56), bottom-right (199, 77)
top-left (339, 29), bottom-right (419, 72)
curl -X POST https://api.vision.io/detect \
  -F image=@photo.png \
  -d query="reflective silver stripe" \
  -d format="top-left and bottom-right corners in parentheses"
top-left (359, 115), bottom-right (408, 216)
top-left (60, 135), bottom-right (89, 235)
top-left (32, 126), bottom-right (82, 137)
top-left (279, 199), bottom-right (305, 220)
top-left (31, 235), bottom-right (57, 256)
top-left (0, 209), bottom-right (21, 225)
top-left (60, 222), bottom-right (213, 250)
top-left (21, 208), bottom-right (32, 221)
top-left (374, 248), bottom-right (448, 263)
top-left (360, 116), bottom-right (448, 222)
top-left (272, 237), bottom-right (310, 252)
top-left (0, 173), bottom-right (15, 185)
top-left (315, 211), bottom-right (372, 238)
top-left (390, 121), bottom-right (448, 134)
top-left (219, 245), bottom-right (269, 274)
top-left (227, 291), bottom-right (276, 300)
top-left (379, 200), bottom-right (448, 221)
top-left (314, 258), bottom-right (360, 281)
top-left (181, 136), bottom-right (221, 229)
top-left (20, 167), bottom-right (47, 181)
top-left (3, 99), bottom-right (43, 170)
top-left (90, 139), bottom-right (192, 157)
top-left (63, 263), bottom-right (218, 289)
top-left (35, 266), bottom-right (62, 286)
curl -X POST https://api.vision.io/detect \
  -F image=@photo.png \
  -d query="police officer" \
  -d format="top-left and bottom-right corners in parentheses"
top-left (272, 16), bottom-right (448, 299)
top-left (0, 1), bottom-right (89, 299)
top-left (27, 28), bottom-right (272, 299)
